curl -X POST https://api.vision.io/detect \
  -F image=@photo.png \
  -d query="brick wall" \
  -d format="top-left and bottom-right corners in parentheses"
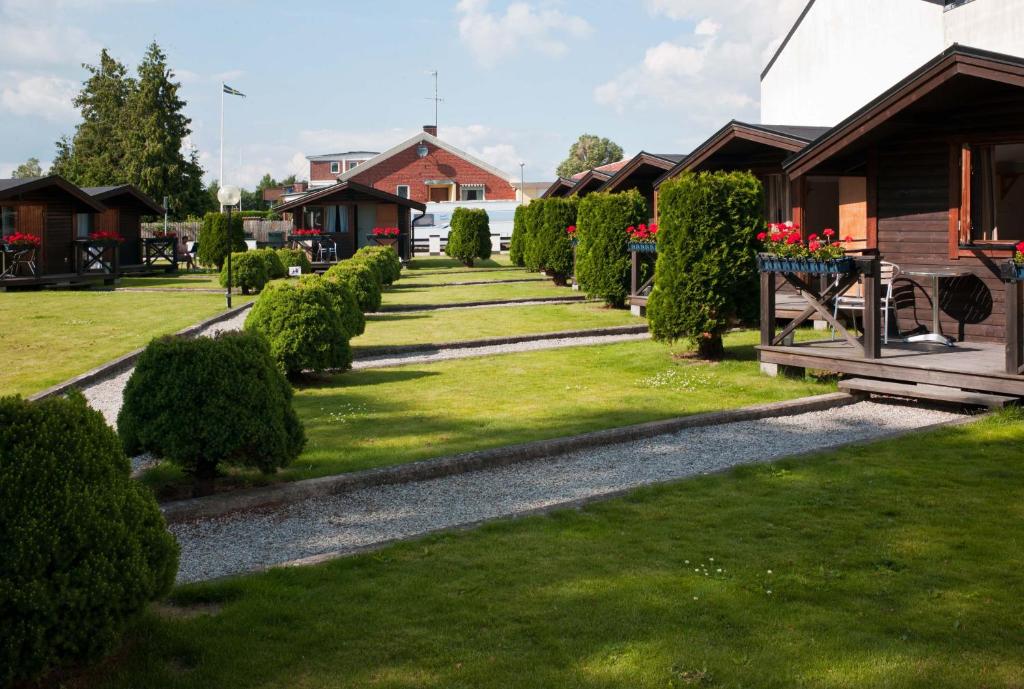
top-left (348, 141), bottom-right (515, 203)
top-left (310, 161), bottom-right (339, 181)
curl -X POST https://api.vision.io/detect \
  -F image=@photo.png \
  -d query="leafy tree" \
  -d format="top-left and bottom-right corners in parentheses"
top-left (575, 190), bottom-right (647, 307)
top-left (555, 134), bottom-right (624, 178)
top-left (647, 171), bottom-right (763, 359)
top-left (11, 157), bottom-right (43, 178)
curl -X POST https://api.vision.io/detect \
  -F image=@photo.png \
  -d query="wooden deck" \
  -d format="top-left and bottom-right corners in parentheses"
top-left (0, 273), bottom-right (113, 290)
top-left (758, 339), bottom-right (1024, 397)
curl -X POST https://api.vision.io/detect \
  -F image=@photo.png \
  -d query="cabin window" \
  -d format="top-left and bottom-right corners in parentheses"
top-left (763, 174), bottom-right (790, 223)
top-left (304, 207), bottom-right (324, 230)
top-left (965, 143), bottom-right (1024, 242)
top-left (396, 185), bottom-right (410, 199)
top-left (324, 205), bottom-right (349, 233)
top-left (329, 162), bottom-right (340, 174)
top-left (1, 206), bottom-right (15, 238)
top-left (76, 213), bottom-right (93, 238)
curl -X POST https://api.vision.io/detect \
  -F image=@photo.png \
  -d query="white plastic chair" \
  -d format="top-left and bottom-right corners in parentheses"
top-left (833, 261), bottom-right (901, 344)
top-left (317, 238), bottom-right (338, 263)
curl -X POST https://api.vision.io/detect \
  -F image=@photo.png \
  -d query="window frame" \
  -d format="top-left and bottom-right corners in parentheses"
top-left (952, 137), bottom-right (1024, 258)
top-left (329, 162), bottom-right (341, 174)
top-left (396, 185), bottom-right (410, 199)
top-left (1, 205), bottom-right (17, 238)
top-left (459, 186), bottom-right (485, 202)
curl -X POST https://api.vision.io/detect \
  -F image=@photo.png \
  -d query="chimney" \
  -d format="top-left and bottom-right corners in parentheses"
top-left (423, 124), bottom-right (437, 137)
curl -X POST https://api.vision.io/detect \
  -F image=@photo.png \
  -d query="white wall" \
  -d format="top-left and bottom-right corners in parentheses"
top-left (760, 0), bottom-right (944, 126)
top-left (944, 0), bottom-right (1024, 56)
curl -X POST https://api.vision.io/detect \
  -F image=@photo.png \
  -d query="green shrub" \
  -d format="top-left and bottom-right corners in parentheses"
top-left (537, 197), bottom-right (577, 283)
top-left (197, 212), bottom-right (245, 269)
top-left (647, 171), bottom-right (763, 358)
top-left (522, 200), bottom-right (546, 272)
top-left (509, 204), bottom-right (527, 266)
top-left (245, 279), bottom-right (353, 375)
top-left (276, 247), bottom-right (313, 275)
top-left (445, 207), bottom-right (490, 266)
top-left (353, 245), bottom-right (402, 285)
top-left (325, 260), bottom-right (382, 312)
top-left (575, 190), bottom-right (647, 307)
top-left (0, 393), bottom-right (178, 686)
top-left (301, 273), bottom-right (365, 337)
top-left (118, 331), bottom-right (305, 476)
top-left (256, 247), bottom-right (287, 279)
top-left (219, 251), bottom-right (269, 294)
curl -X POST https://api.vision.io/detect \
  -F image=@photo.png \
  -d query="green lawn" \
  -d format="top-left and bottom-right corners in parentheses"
top-left (406, 255), bottom-right (514, 272)
top-left (98, 411), bottom-right (1024, 688)
top-left (142, 331), bottom-right (830, 494)
top-left (0, 291), bottom-right (243, 397)
top-left (354, 302), bottom-right (638, 349)
top-left (396, 268), bottom-right (539, 286)
top-left (381, 279), bottom-right (573, 308)
top-left (118, 274), bottom-right (221, 290)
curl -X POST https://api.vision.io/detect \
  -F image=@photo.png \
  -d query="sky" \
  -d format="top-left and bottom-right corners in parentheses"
top-left (0, 0), bottom-right (809, 187)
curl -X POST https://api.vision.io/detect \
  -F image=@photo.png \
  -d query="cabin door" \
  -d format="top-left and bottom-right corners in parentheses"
top-left (18, 204), bottom-right (47, 272)
top-left (838, 177), bottom-right (868, 250)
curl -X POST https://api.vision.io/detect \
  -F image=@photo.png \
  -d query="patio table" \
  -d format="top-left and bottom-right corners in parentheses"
top-left (902, 268), bottom-right (973, 347)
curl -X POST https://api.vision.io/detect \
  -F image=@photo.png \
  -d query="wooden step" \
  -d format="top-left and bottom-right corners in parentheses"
top-left (838, 377), bottom-right (1019, 409)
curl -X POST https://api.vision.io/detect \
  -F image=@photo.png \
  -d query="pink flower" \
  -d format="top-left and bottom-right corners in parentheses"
top-left (756, 232), bottom-right (767, 241)
top-left (844, 235), bottom-right (854, 244)
top-left (808, 233), bottom-right (818, 241)
top-left (822, 228), bottom-right (835, 238)
top-left (809, 240), bottom-right (821, 252)
top-left (785, 233), bottom-right (800, 246)
top-left (649, 223), bottom-right (658, 234)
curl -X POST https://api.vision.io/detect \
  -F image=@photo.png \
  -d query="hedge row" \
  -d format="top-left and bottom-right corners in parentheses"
top-left (509, 204), bottom-right (526, 266)
top-left (446, 207), bottom-right (491, 266)
top-left (648, 171), bottom-right (762, 357)
top-left (575, 190), bottom-right (647, 307)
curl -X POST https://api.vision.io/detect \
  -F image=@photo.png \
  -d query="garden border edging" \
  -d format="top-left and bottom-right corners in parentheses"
top-left (28, 302), bottom-right (253, 402)
top-left (160, 392), bottom-right (857, 523)
top-left (376, 295), bottom-right (589, 312)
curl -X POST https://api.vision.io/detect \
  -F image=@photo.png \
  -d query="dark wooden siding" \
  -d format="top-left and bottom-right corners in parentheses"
top-left (119, 208), bottom-right (141, 265)
top-left (44, 203), bottom-right (74, 274)
top-left (877, 142), bottom-right (1005, 342)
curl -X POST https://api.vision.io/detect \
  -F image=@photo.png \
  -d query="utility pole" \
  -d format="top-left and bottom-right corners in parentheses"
top-left (425, 70), bottom-right (443, 129)
top-left (519, 163), bottom-right (525, 205)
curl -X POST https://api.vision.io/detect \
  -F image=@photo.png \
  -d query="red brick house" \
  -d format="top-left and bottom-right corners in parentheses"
top-left (312, 126), bottom-right (516, 203)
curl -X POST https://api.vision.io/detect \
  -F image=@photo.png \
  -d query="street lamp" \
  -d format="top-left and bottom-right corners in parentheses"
top-left (217, 184), bottom-right (242, 308)
top-left (519, 162), bottom-right (525, 205)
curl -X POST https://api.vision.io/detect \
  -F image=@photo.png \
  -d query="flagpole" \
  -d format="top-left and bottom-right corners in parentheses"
top-left (219, 83), bottom-right (225, 212)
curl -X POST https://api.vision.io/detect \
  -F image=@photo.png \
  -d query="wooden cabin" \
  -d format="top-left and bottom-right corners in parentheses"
top-left (0, 176), bottom-right (108, 288)
top-left (567, 169), bottom-right (612, 198)
top-left (274, 180), bottom-right (426, 262)
top-left (759, 45), bottom-right (1024, 403)
top-left (82, 185), bottom-right (167, 273)
top-left (540, 177), bottom-right (577, 198)
top-left (597, 152), bottom-right (685, 222)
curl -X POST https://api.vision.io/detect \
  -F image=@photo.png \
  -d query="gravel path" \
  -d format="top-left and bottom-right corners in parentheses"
top-left (352, 332), bottom-right (649, 369)
top-left (171, 400), bottom-right (964, 583)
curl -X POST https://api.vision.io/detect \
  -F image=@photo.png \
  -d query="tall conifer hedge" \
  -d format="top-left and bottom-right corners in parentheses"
top-left (522, 200), bottom-right (546, 272)
top-left (537, 197), bottom-right (577, 283)
top-left (509, 205), bottom-right (526, 266)
top-left (647, 171), bottom-right (763, 358)
top-left (574, 190), bottom-right (647, 306)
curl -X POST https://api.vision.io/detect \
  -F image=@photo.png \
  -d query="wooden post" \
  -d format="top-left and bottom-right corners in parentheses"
top-left (860, 256), bottom-right (881, 359)
top-left (760, 270), bottom-right (776, 347)
top-left (1007, 278), bottom-right (1023, 375)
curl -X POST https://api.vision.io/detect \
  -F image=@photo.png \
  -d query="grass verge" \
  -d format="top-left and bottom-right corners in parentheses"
top-left (380, 280), bottom-right (574, 307)
top-left (96, 410), bottom-right (1024, 688)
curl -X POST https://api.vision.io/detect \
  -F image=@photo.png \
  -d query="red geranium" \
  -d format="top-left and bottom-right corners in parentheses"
top-left (293, 228), bottom-right (322, 236)
top-left (1015, 240), bottom-right (1024, 266)
top-left (4, 231), bottom-right (41, 247)
top-left (89, 230), bottom-right (125, 243)
top-left (372, 227), bottom-right (399, 237)
top-left (626, 223), bottom-right (656, 241)
top-left (758, 219), bottom-right (849, 260)
top-left (566, 225), bottom-right (577, 236)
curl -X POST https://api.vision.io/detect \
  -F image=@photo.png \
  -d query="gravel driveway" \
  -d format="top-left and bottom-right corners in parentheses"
top-left (171, 400), bottom-right (964, 583)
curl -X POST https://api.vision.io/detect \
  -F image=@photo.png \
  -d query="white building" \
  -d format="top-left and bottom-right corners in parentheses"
top-left (761, 0), bottom-right (1024, 126)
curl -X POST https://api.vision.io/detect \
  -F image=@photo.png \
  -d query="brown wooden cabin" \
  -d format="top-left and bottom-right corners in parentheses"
top-left (567, 169), bottom-right (612, 198)
top-left (275, 180), bottom-right (426, 263)
top-left (759, 44), bottom-right (1024, 402)
top-left (0, 176), bottom-right (107, 287)
top-left (597, 152), bottom-right (685, 222)
top-left (81, 185), bottom-right (165, 272)
top-left (539, 177), bottom-right (577, 198)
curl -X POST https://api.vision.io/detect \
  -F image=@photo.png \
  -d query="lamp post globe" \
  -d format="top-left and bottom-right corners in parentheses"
top-left (217, 185), bottom-right (242, 308)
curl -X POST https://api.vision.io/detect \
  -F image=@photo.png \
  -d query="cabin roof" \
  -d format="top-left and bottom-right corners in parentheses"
top-left (0, 176), bottom-right (106, 212)
top-left (785, 44), bottom-right (1024, 177)
top-left (540, 177), bottom-right (577, 198)
top-left (82, 184), bottom-right (164, 215)
top-left (275, 179), bottom-right (426, 213)
top-left (598, 151), bottom-right (688, 193)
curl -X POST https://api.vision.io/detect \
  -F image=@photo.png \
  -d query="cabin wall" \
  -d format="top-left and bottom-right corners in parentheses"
top-left (44, 203), bottom-right (74, 274)
top-left (876, 141), bottom-right (1005, 343)
top-left (119, 208), bottom-right (141, 265)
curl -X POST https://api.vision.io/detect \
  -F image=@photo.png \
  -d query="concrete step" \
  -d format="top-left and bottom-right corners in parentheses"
top-left (838, 377), bottom-right (1018, 409)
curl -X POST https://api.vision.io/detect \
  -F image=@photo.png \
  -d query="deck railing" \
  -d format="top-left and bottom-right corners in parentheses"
top-left (760, 255), bottom-right (882, 359)
top-left (75, 240), bottom-right (119, 276)
top-left (1002, 263), bottom-right (1024, 375)
top-left (142, 237), bottom-right (177, 267)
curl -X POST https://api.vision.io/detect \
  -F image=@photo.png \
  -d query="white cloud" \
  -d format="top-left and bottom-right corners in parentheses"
top-left (0, 0), bottom-right (147, 65)
top-left (455, 0), bottom-right (592, 67)
top-left (594, 0), bottom-right (806, 130)
top-left (0, 73), bottom-right (78, 122)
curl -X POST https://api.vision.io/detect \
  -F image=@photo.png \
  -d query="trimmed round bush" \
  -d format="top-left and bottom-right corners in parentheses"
top-left (446, 207), bottom-right (490, 266)
top-left (301, 273), bottom-right (365, 337)
top-left (276, 247), bottom-right (313, 276)
top-left (509, 204), bottom-right (527, 266)
top-left (648, 171), bottom-right (763, 358)
top-left (257, 247), bottom-right (287, 279)
top-left (1, 393), bottom-right (178, 686)
top-left (197, 211), bottom-right (245, 269)
top-left (245, 279), bottom-right (353, 376)
top-left (354, 246), bottom-right (401, 284)
top-left (522, 201), bottom-right (546, 272)
top-left (575, 190), bottom-right (647, 307)
top-left (219, 250), bottom-right (269, 294)
top-left (325, 260), bottom-right (382, 312)
top-left (118, 331), bottom-right (306, 477)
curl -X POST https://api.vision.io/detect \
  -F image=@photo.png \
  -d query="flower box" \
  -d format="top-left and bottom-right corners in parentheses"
top-left (1000, 261), bottom-right (1024, 281)
top-left (757, 253), bottom-right (854, 274)
top-left (628, 241), bottom-right (657, 253)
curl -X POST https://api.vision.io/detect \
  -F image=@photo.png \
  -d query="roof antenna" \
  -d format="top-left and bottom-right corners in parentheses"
top-left (424, 70), bottom-right (443, 129)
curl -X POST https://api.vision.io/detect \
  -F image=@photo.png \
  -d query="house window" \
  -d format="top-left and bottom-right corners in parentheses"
top-left (964, 142), bottom-right (1024, 242)
top-left (346, 160), bottom-right (361, 171)
top-left (459, 185), bottom-right (485, 201)
top-left (329, 162), bottom-right (340, 174)
top-left (396, 185), bottom-right (410, 199)
top-left (1, 206), bottom-right (16, 238)
top-left (76, 213), bottom-right (93, 239)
